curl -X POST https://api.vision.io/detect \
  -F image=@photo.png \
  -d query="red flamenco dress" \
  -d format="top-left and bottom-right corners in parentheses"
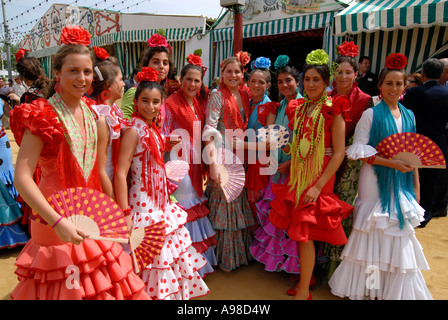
top-left (9, 97), bottom-right (150, 300)
top-left (269, 96), bottom-right (354, 246)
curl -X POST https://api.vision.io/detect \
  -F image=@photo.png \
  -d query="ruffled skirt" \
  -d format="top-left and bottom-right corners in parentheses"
top-left (171, 175), bottom-right (217, 278)
top-left (269, 174), bottom-right (353, 246)
top-left (328, 164), bottom-right (433, 300)
top-left (205, 181), bottom-right (255, 271)
top-left (130, 198), bottom-right (210, 300)
top-left (11, 222), bottom-right (150, 300)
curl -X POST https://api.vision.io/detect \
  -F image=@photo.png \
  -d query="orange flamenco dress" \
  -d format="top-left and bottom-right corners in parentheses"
top-left (9, 97), bottom-right (150, 300)
top-left (269, 95), bottom-right (354, 246)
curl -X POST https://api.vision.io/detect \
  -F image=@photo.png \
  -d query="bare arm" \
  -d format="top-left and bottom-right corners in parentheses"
top-left (14, 129), bottom-right (88, 244)
top-left (114, 128), bottom-right (138, 211)
top-left (96, 116), bottom-right (114, 199)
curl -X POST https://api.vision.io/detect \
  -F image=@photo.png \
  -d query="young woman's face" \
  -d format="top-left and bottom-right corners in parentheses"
top-left (148, 51), bottom-right (170, 83)
top-left (303, 68), bottom-right (327, 101)
top-left (181, 69), bottom-right (202, 100)
top-left (249, 70), bottom-right (270, 100)
top-left (277, 72), bottom-right (298, 100)
top-left (379, 71), bottom-right (406, 106)
top-left (55, 53), bottom-right (93, 100)
top-left (222, 62), bottom-right (243, 90)
top-left (335, 61), bottom-right (357, 93)
top-left (108, 69), bottom-right (125, 102)
top-left (133, 88), bottom-right (162, 124)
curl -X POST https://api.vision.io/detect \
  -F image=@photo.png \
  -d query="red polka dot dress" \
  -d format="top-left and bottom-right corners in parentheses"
top-left (124, 116), bottom-right (210, 300)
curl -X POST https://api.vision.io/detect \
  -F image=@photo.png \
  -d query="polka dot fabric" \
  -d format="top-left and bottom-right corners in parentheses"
top-left (124, 117), bottom-right (210, 300)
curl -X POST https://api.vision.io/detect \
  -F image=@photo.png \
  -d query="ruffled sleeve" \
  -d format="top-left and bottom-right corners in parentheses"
top-left (257, 101), bottom-right (280, 127)
top-left (91, 104), bottom-right (122, 144)
top-left (285, 98), bottom-right (306, 130)
top-left (345, 108), bottom-right (377, 160)
top-left (322, 95), bottom-right (351, 130)
top-left (9, 98), bottom-right (64, 155)
top-left (202, 90), bottom-right (224, 147)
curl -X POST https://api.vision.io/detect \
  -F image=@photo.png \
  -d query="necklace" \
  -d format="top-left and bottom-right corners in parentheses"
top-left (293, 92), bottom-right (328, 162)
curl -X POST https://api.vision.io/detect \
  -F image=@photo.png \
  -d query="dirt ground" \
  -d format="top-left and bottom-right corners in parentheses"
top-left (1, 129), bottom-right (447, 300)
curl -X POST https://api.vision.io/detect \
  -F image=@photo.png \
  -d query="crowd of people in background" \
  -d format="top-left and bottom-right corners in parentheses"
top-left (0, 24), bottom-right (447, 301)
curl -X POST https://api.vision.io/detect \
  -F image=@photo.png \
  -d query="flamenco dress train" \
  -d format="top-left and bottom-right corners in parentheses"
top-left (124, 116), bottom-right (210, 300)
top-left (328, 105), bottom-right (432, 300)
top-left (268, 96), bottom-right (353, 252)
top-left (9, 96), bottom-right (150, 300)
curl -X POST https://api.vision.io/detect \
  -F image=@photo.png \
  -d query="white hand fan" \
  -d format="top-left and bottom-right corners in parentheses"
top-left (257, 124), bottom-right (290, 150)
top-left (215, 147), bottom-right (245, 203)
top-left (165, 160), bottom-right (190, 182)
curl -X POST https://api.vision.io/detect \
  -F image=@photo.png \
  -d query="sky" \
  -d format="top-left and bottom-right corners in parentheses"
top-left (0, 0), bottom-right (226, 44)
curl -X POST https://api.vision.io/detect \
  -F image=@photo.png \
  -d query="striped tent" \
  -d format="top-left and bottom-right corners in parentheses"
top-left (211, 10), bottom-right (338, 82)
top-left (92, 28), bottom-right (198, 78)
top-left (333, 0), bottom-right (448, 73)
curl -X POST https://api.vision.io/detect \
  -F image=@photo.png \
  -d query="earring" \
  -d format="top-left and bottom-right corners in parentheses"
top-left (54, 78), bottom-right (62, 94)
top-left (400, 90), bottom-right (406, 100)
top-left (378, 91), bottom-right (383, 100)
top-left (100, 89), bottom-right (110, 101)
top-left (86, 86), bottom-right (93, 96)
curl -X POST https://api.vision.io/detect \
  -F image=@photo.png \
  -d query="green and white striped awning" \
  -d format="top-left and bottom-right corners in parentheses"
top-left (213, 11), bottom-right (336, 42)
top-left (334, 0), bottom-right (448, 36)
top-left (91, 27), bottom-right (199, 46)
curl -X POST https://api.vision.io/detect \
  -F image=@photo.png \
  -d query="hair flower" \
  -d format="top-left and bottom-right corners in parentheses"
top-left (385, 53), bottom-right (407, 70)
top-left (253, 57), bottom-right (271, 70)
top-left (235, 51), bottom-right (251, 67)
top-left (93, 47), bottom-right (109, 60)
top-left (274, 55), bottom-right (289, 70)
top-left (147, 33), bottom-right (173, 54)
top-left (305, 49), bottom-right (329, 66)
top-left (336, 41), bottom-right (359, 57)
top-left (137, 67), bottom-right (159, 83)
top-left (60, 25), bottom-right (91, 46)
top-left (186, 53), bottom-right (203, 67)
top-left (15, 48), bottom-right (27, 62)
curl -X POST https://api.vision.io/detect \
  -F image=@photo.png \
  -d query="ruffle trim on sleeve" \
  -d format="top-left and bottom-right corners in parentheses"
top-left (346, 143), bottom-right (377, 160)
top-left (322, 95), bottom-right (351, 130)
top-left (9, 99), bottom-right (64, 153)
top-left (257, 102), bottom-right (280, 127)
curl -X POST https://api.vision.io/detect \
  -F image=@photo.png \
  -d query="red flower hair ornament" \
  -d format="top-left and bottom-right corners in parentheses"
top-left (60, 25), bottom-right (91, 46)
top-left (147, 33), bottom-right (173, 55)
top-left (235, 51), bottom-right (251, 67)
top-left (15, 48), bottom-right (27, 62)
top-left (93, 47), bottom-right (109, 60)
top-left (385, 53), bottom-right (407, 70)
top-left (336, 41), bottom-right (359, 57)
top-left (137, 67), bottom-right (159, 83)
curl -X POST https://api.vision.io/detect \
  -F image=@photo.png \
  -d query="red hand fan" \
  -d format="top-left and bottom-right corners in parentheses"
top-left (215, 147), bottom-right (245, 203)
top-left (129, 221), bottom-right (167, 273)
top-left (30, 187), bottom-right (130, 243)
top-left (376, 132), bottom-right (446, 169)
top-left (165, 159), bottom-right (189, 182)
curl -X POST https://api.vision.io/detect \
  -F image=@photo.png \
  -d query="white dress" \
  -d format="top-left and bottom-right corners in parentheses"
top-left (328, 108), bottom-right (433, 300)
top-left (124, 117), bottom-right (210, 300)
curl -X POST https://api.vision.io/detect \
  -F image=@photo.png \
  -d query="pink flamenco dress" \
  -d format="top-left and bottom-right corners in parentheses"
top-left (123, 114), bottom-right (210, 300)
top-left (269, 95), bottom-right (354, 252)
top-left (8, 96), bottom-right (150, 300)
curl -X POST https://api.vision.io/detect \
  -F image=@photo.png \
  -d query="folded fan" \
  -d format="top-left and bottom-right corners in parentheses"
top-left (165, 159), bottom-right (189, 182)
top-left (376, 132), bottom-right (446, 169)
top-left (215, 147), bottom-right (245, 203)
top-left (30, 187), bottom-right (130, 243)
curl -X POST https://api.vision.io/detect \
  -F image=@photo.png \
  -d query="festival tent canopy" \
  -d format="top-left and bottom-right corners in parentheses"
top-left (210, 0), bottom-right (346, 81)
top-left (20, 4), bottom-right (209, 78)
top-left (332, 0), bottom-right (448, 73)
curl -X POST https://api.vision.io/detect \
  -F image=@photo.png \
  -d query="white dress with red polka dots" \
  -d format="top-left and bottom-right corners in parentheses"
top-left (125, 116), bottom-right (210, 300)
